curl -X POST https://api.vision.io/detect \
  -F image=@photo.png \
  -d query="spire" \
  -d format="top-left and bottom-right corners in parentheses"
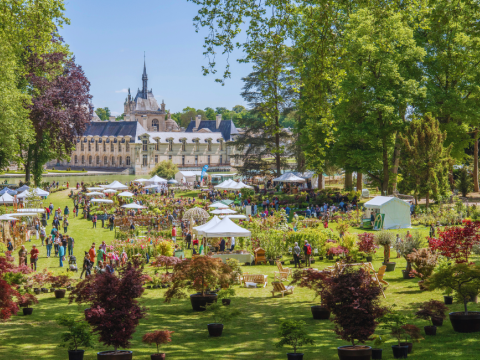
top-left (142, 52), bottom-right (148, 98)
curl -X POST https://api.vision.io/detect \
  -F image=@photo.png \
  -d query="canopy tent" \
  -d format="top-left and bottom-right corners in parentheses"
top-left (17, 185), bottom-right (30, 192)
top-left (209, 202), bottom-right (229, 208)
top-left (117, 191), bottom-right (134, 197)
top-left (146, 175), bottom-right (167, 184)
top-left (220, 215), bottom-right (247, 219)
top-left (175, 170), bottom-right (202, 184)
top-left (16, 188), bottom-right (49, 199)
top-left (167, 179), bottom-right (178, 184)
top-left (86, 192), bottom-right (105, 196)
top-left (0, 193), bottom-right (14, 204)
top-left (204, 216), bottom-right (251, 238)
top-left (103, 189), bottom-right (117, 194)
top-left (103, 181), bottom-right (128, 190)
top-left (210, 208), bottom-right (237, 215)
top-left (121, 203), bottom-right (146, 209)
top-left (214, 179), bottom-right (236, 189)
top-left (220, 200), bottom-right (234, 206)
top-left (133, 178), bottom-right (149, 183)
top-left (144, 184), bottom-right (160, 189)
top-left (0, 214), bottom-right (18, 221)
top-left (87, 187), bottom-right (103, 191)
top-left (17, 208), bottom-right (45, 213)
top-left (183, 207), bottom-right (210, 221)
top-left (0, 187), bottom-right (17, 196)
top-left (33, 188), bottom-right (49, 197)
top-left (272, 173), bottom-right (306, 182)
top-left (230, 181), bottom-right (253, 190)
top-left (364, 196), bottom-right (411, 230)
top-left (193, 215), bottom-right (222, 236)
top-left (91, 199), bottom-right (114, 204)
top-left (9, 212), bottom-right (39, 217)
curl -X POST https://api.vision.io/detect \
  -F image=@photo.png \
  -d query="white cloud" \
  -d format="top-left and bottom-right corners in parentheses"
top-left (115, 88), bottom-right (128, 93)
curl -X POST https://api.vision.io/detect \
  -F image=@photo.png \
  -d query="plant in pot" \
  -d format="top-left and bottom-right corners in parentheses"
top-left (379, 309), bottom-right (409, 359)
top-left (69, 262), bottom-right (147, 359)
top-left (56, 314), bottom-right (94, 360)
top-left (357, 233), bottom-right (376, 262)
top-left (49, 274), bottom-right (75, 298)
top-left (322, 267), bottom-right (388, 360)
top-left (374, 231), bottom-right (396, 271)
top-left (203, 301), bottom-right (240, 337)
top-left (371, 336), bottom-right (388, 360)
top-left (226, 258), bottom-right (243, 284)
top-left (141, 330), bottom-right (174, 360)
top-left (17, 292), bottom-right (38, 316)
top-left (399, 231), bottom-right (423, 279)
top-left (415, 300), bottom-right (449, 335)
top-left (399, 324), bottom-right (423, 353)
top-left (217, 288), bottom-right (235, 306)
top-left (164, 256), bottom-right (234, 311)
top-left (151, 255), bottom-right (182, 274)
top-left (405, 248), bottom-right (438, 290)
top-left (290, 268), bottom-right (330, 320)
top-left (425, 262), bottom-right (480, 333)
top-left (275, 319), bottom-right (314, 360)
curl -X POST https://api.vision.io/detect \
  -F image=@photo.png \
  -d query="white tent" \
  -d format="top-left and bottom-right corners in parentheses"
top-left (0, 214), bottom-right (18, 221)
top-left (33, 188), bottom-right (49, 197)
top-left (104, 181), bottom-right (128, 190)
top-left (117, 191), bottom-right (134, 197)
top-left (220, 215), bottom-right (247, 219)
top-left (87, 187), bottom-right (104, 191)
top-left (273, 173), bottom-right (306, 182)
top-left (193, 215), bottom-right (222, 236)
top-left (133, 178), bottom-right (149, 183)
top-left (215, 179), bottom-right (237, 189)
top-left (17, 208), bottom-right (45, 213)
top-left (103, 189), bottom-right (117, 194)
top-left (144, 184), bottom-right (160, 189)
top-left (364, 196), bottom-right (411, 230)
top-left (90, 199), bottom-right (114, 204)
top-left (86, 192), bottom-right (104, 196)
top-left (230, 181), bottom-right (253, 190)
top-left (210, 208), bottom-right (237, 215)
top-left (17, 185), bottom-right (30, 192)
top-left (16, 188), bottom-right (49, 199)
top-left (146, 175), bottom-right (167, 184)
top-left (121, 203), bottom-right (146, 209)
top-left (9, 212), bottom-right (39, 217)
top-left (209, 202), bottom-right (228, 208)
top-left (0, 193), bottom-right (14, 204)
top-left (175, 170), bottom-right (202, 184)
top-left (204, 216), bottom-right (251, 238)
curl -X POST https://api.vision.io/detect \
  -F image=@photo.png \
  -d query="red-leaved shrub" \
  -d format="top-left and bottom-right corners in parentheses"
top-left (142, 330), bottom-right (174, 354)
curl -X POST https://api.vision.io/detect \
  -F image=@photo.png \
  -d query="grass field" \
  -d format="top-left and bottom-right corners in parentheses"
top-left (1, 190), bottom-right (479, 360)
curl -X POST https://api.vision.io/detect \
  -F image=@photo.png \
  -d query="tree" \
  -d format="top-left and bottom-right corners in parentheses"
top-left (142, 330), bottom-right (174, 356)
top-left (56, 314), bottom-right (94, 351)
top-left (115, 113), bottom-right (125, 121)
top-left (0, 254), bottom-right (31, 321)
top-left (455, 167), bottom-right (473, 197)
top-left (204, 107), bottom-right (216, 120)
top-left (399, 115), bottom-right (453, 207)
top-left (149, 160), bottom-right (178, 179)
top-left (69, 263), bottom-right (147, 353)
top-left (95, 107), bottom-right (110, 121)
top-left (232, 105), bottom-right (246, 113)
top-left (24, 50), bottom-right (91, 185)
top-left (275, 320), bottom-right (314, 354)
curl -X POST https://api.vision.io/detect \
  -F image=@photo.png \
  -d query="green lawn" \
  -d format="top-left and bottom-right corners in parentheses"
top-left (1, 190), bottom-right (479, 359)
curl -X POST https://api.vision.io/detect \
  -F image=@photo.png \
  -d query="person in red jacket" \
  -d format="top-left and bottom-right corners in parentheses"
top-left (172, 225), bottom-right (177, 243)
top-left (30, 245), bottom-right (39, 271)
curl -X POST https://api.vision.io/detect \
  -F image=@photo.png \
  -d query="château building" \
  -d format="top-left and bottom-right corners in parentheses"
top-left (49, 60), bottom-right (239, 175)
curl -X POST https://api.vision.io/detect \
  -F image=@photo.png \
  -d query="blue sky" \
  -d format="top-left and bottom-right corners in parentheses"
top-left (60, 0), bottom-right (250, 115)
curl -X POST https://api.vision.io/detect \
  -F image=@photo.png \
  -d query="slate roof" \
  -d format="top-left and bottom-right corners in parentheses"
top-left (185, 120), bottom-right (239, 141)
top-left (82, 121), bottom-right (145, 141)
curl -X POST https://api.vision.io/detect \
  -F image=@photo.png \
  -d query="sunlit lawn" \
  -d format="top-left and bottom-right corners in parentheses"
top-left (1, 190), bottom-right (479, 359)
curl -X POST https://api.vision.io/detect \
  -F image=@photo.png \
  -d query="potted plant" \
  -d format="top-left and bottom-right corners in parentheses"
top-left (217, 288), bottom-right (235, 306)
top-left (322, 268), bottom-right (388, 360)
top-left (399, 324), bottom-right (423, 353)
top-left (443, 288), bottom-right (453, 305)
top-left (69, 262), bottom-right (147, 359)
top-left (406, 248), bottom-right (438, 290)
top-left (399, 231), bottom-right (423, 279)
top-left (426, 263), bottom-right (480, 333)
top-left (357, 233), bottom-right (376, 262)
top-left (371, 336), bottom-right (388, 360)
top-left (291, 268), bottom-right (330, 320)
top-left (17, 292), bottom-right (38, 316)
top-left (164, 256), bottom-right (234, 311)
top-left (415, 300), bottom-right (448, 335)
top-left (275, 319), bottom-right (314, 360)
top-left (375, 231), bottom-right (396, 271)
top-left (142, 330), bottom-right (174, 360)
top-left (203, 302), bottom-right (240, 337)
top-left (379, 309), bottom-right (409, 359)
top-left (56, 314), bottom-right (94, 360)
top-left (50, 274), bottom-right (74, 299)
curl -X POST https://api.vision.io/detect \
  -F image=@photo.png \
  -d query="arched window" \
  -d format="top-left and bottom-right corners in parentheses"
top-left (126, 156), bottom-right (131, 165)
top-left (104, 156), bottom-right (108, 165)
top-left (207, 140), bottom-right (212, 151)
top-left (81, 155), bottom-right (85, 164)
top-left (96, 156), bottom-right (100, 165)
top-left (152, 119), bottom-right (159, 131)
top-left (111, 156), bottom-right (115, 166)
top-left (89, 155), bottom-right (92, 164)
top-left (118, 156), bottom-right (122, 166)
top-left (103, 141), bottom-right (106, 152)
top-left (74, 155), bottom-right (78, 164)
top-left (111, 141), bottom-right (114, 152)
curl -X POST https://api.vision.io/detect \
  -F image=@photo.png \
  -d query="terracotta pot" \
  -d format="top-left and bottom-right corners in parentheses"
top-left (337, 345), bottom-right (372, 360)
top-left (207, 323), bottom-right (223, 337)
top-left (97, 351), bottom-right (133, 360)
top-left (311, 305), bottom-right (330, 320)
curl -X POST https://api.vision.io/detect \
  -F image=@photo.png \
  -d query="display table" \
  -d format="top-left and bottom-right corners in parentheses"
top-left (211, 253), bottom-right (254, 264)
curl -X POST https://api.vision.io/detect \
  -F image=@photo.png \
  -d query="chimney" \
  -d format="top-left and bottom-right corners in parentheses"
top-left (195, 115), bottom-right (202, 129)
top-left (109, 116), bottom-right (116, 122)
top-left (216, 114), bottom-right (222, 129)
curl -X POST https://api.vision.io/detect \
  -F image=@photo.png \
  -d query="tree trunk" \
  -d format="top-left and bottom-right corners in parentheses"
top-left (356, 173), bottom-right (363, 191)
top-left (425, 192), bottom-right (429, 209)
top-left (388, 132), bottom-right (401, 194)
top-left (474, 129), bottom-right (479, 192)
top-left (318, 173), bottom-right (324, 190)
top-left (382, 135), bottom-right (389, 195)
top-left (275, 115), bottom-right (281, 176)
top-left (344, 172), bottom-right (353, 190)
top-left (24, 146), bottom-right (33, 184)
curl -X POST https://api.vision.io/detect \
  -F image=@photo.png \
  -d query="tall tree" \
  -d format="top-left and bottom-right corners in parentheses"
top-left (399, 114), bottom-right (453, 207)
top-left (95, 107), bottom-right (110, 120)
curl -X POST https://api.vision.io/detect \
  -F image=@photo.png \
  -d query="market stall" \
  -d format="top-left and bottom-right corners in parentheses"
top-left (364, 196), bottom-right (411, 230)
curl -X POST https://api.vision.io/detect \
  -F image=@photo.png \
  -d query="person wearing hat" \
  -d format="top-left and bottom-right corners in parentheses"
top-left (30, 245), bottom-right (39, 271)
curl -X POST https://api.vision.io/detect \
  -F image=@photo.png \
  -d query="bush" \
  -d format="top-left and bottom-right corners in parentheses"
top-left (455, 167), bottom-right (473, 197)
top-left (56, 314), bottom-right (94, 351)
top-left (357, 233), bottom-right (376, 255)
top-left (406, 248), bottom-right (438, 280)
top-left (142, 330), bottom-right (174, 355)
top-left (275, 320), bottom-right (314, 354)
top-left (375, 231), bottom-right (395, 262)
top-left (415, 300), bottom-right (449, 326)
top-left (82, 168), bottom-right (85, 171)
top-left (52, 167), bottom-right (55, 171)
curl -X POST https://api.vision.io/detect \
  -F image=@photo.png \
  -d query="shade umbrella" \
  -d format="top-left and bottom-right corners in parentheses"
top-left (210, 208), bottom-right (237, 215)
top-left (91, 199), bottom-right (114, 204)
top-left (117, 191), bottom-right (134, 197)
top-left (86, 192), bottom-right (105, 196)
top-left (121, 203), bottom-right (146, 209)
top-left (103, 189), bottom-right (117, 194)
top-left (193, 215), bottom-right (222, 236)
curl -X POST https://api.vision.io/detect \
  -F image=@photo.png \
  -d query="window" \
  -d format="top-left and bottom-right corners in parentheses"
top-left (168, 140), bottom-right (173, 151)
top-left (103, 141), bottom-right (106, 152)
top-left (104, 156), bottom-right (108, 165)
top-left (126, 156), bottom-right (130, 166)
top-left (119, 156), bottom-right (122, 166)
top-left (82, 155), bottom-right (85, 164)
top-left (89, 155), bottom-right (92, 165)
top-left (207, 140), bottom-right (211, 151)
top-left (111, 156), bottom-right (115, 166)
top-left (118, 142), bottom-right (121, 152)
top-left (74, 155), bottom-right (78, 164)
top-left (81, 142), bottom-right (84, 151)
top-left (195, 155), bottom-right (198, 166)
top-left (155, 155), bottom-right (158, 164)
top-left (142, 140), bottom-right (148, 151)
top-left (182, 155), bottom-right (185, 165)
top-left (152, 119), bottom-right (159, 131)
top-left (220, 155), bottom-right (222, 164)
top-left (155, 140), bottom-right (159, 151)
top-left (143, 155), bottom-right (148, 166)
top-left (126, 142), bottom-right (130, 152)
top-left (208, 155), bottom-right (211, 165)
top-left (182, 140), bottom-right (186, 151)
top-left (220, 140), bottom-right (223, 151)
top-left (88, 141), bottom-right (91, 151)
top-left (95, 141), bottom-right (98, 151)
top-left (111, 142), bottom-right (114, 152)
top-left (96, 156), bottom-right (100, 165)
top-left (169, 155), bottom-right (172, 161)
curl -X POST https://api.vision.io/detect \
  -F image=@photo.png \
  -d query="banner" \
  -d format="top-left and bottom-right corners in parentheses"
top-left (200, 165), bottom-right (209, 182)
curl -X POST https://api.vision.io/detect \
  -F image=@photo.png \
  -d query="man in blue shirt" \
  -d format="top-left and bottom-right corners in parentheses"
top-left (339, 201), bottom-right (345, 211)
top-left (285, 206), bottom-right (291, 216)
top-left (305, 207), bottom-right (311, 218)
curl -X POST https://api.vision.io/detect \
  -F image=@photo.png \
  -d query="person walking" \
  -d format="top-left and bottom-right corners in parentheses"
top-left (89, 244), bottom-right (96, 264)
top-left (64, 206), bottom-right (69, 218)
top-left (58, 243), bottom-right (65, 267)
top-left (18, 245), bottom-right (27, 266)
top-left (61, 235), bottom-right (67, 255)
top-left (67, 236), bottom-right (74, 256)
top-left (79, 252), bottom-right (91, 279)
top-left (171, 225), bottom-right (177, 243)
top-left (54, 236), bottom-right (60, 257)
top-left (73, 207), bottom-right (76, 218)
top-left (97, 246), bottom-right (105, 266)
top-left (39, 226), bottom-right (46, 246)
top-left (92, 214), bottom-right (97, 228)
top-left (293, 242), bottom-right (301, 268)
top-left (30, 245), bottom-right (39, 271)
top-left (230, 237), bottom-right (235, 251)
top-left (219, 238), bottom-right (226, 252)
top-left (46, 235), bottom-right (53, 258)
top-left (185, 231), bottom-right (192, 250)
top-left (52, 216), bottom-right (60, 229)
top-left (63, 218), bottom-right (69, 233)
top-left (303, 240), bottom-right (312, 267)
top-left (429, 223), bottom-right (435, 238)
top-left (7, 238), bottom-right (13, 252)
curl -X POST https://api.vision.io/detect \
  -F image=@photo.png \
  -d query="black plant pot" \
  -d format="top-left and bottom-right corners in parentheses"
top-left (311, 305), bottom-right (330, 320)
top-left (286, 353), bottom-right (303, 360)
top-left (244, 262), bottom-right (250, 266)
top-left (222, 299), bottom-right (231, 306)
top-left (311, 259), bottom-right (316, 264)
top-left (431, 316), bottom-right (443, 326)
top-left (269, 260), bottom-right (275, 265)
top-left (41, 288), bottom-right (48, 293)
top-left (319, 256), bottom-right (324, 260)
top-left (150, 354), bottom-right (166, 360)
top-left (444, 296), bottom-right (453, 305)
top-left (97, 350), bottom-right (133, 360)
top-left (399, 342), bottom-right (412, 354)
top-left (68, 350), bottom-right (85, 360)
top-left (55, 289), bottom-right (66, 299)
top-left (391, 345), bottom-right (408, 359)
top-left (207, 323), bottom-right (224, 337)
top-left (401, 270), bottom-right (411, 279)
top-left (366, 255), bottom-right (373, 262)
top-left (22, 307), bottom-right (33, 315)
top-left (190, 293), bottom-right (217, 311)
top-left (290, 260), bottom-right (295, 265)
top-left (327, 255), bottom-right (334, 260)
top-left (33, 288), bottom-right (41, 295)
top-left (449, 312), bottom-right (480, 333)
top-left (50, 288), bottom-right (56, 292)
top-left (337, 345), bottom-right (372, 360)
top-left (383, 262), bottom-right (396, 272)
top-left (424, 325), bottom-right (437, 335)
top-left (371, 348), bottom-right (382, 360)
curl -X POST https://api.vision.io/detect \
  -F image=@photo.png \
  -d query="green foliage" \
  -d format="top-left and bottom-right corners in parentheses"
top-left (275, 320), bottom-right (314, 354)
top-left (95, 107), bottom-right (111, 121)
top-left (379, 307), bottom-right (408, 346)
top-left (56, 315), bottom-right (94, 351)
top-left (217, 288), bottom-right (235, 300)
top-left (455, 167), bottom-right (473, 197)
top-left (203, 302), bottom-right (240, 324)
top-left (149, 160), bottom-right (178, 180)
